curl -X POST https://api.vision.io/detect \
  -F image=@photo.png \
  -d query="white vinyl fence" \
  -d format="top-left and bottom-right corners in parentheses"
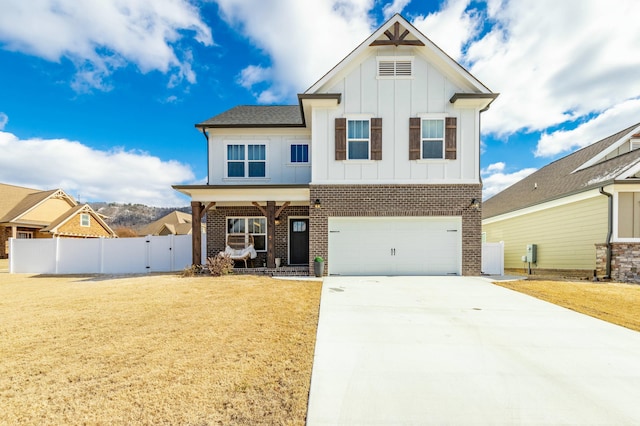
top-left (9, 234), bottom-right (206, 274)
top-left (482, 241), bottom-right (504, 276)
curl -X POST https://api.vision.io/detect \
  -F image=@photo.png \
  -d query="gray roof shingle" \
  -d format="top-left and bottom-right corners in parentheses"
top-left (196, 105), bottom-right (303, 128)
top-left (483, 122), bottom-right (640, 219)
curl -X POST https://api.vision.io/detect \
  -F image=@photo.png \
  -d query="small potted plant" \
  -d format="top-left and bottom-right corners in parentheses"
top-left (313, 256), bottom-right (324, 277)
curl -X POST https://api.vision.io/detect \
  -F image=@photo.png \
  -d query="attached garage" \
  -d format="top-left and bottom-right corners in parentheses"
top-left (327, 216), bottom-right (462, 276)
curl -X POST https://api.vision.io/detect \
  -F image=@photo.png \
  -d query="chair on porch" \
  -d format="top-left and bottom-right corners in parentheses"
top-left (223, 234), bottom-right (257, 268)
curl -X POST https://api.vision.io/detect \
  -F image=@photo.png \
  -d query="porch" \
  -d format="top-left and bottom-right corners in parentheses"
top-left (231, 265), bottom-right (311, 277)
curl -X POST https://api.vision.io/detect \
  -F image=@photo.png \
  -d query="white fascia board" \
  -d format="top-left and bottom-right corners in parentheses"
top-left (482, 188), bottom-right (605, 225)
top-left (176, 187), bottom-right (310, 203)
top-left (573, 124), bottom-right (640, 172)
top-left (614, 159), bottom-right (640, 180)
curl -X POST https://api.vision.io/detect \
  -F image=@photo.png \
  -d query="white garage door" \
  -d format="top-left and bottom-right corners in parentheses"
top-left (328, 217), bottom-right (461, 276)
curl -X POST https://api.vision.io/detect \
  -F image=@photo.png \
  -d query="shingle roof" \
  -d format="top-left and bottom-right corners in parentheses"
top-left (196, 105), bottom-right (303, 128)
top-left (0, 183), bottom-right (42, 220)
top-left (0, 188), bottom-right (58, 223)
top-left (138, 210), bottom-right (192, 236)
top-left (483, 122), bottom-right (640, 219)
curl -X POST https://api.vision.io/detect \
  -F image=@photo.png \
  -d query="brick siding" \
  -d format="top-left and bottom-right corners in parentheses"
top-left (309, 184), bottom-right (482, 276)
top-left (206, 205), bottom-right (309, 267)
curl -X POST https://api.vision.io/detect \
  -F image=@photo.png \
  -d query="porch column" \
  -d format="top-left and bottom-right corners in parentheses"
top-left (191, 201), bottom-right (203, 265)
top-left (266, 201), bottom-right (276, 268)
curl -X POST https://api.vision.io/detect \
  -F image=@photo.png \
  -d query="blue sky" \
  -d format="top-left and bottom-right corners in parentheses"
top-left (1, 0), bottom-right (639, 206)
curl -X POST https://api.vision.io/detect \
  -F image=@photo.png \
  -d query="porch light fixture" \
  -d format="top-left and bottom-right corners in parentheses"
top-left (275, 217), bottom-right (281, 225)
top-left (469, 198), bottom-right (480, 209)
top-left (314, 199), bottom-right (321, 209)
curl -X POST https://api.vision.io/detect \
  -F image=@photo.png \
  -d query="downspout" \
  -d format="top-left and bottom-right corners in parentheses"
top-left (599, 187), bottom-right (613, 279)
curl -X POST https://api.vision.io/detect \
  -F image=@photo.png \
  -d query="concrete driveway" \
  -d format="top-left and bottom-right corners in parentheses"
top-left (306, 276), bottom-right (640, 425)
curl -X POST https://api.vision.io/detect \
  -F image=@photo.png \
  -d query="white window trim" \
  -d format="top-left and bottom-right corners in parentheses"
top-left (287, 142), bottom-right (310, 165)
top-left (80, 213), bottom-right (90, 227)
top-left (16, 231), bottom-right (33, 239)
top-left (376, 56), bottom-right (414, 79)
top-left (346, 115), bottom-right (372, 161)
top-left (226, 216), bottom-right (268, 252)
top-left (418, 114), bottom-right (446, 160)
top-left (224, 141), bottom-right (269, 179)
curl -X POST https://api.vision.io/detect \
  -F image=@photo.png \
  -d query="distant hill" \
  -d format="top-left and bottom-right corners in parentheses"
top-left (89, 202), bottom-right (191, 230)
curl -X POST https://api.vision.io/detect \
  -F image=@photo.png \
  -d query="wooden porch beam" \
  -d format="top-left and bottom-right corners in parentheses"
top-left (252, 201), bottom-right (268, 216)
top-left (275, 201), bottom-right (290, 218)
top-left (191, 201), bottom-right (203, 265)
top-left (203, 202), bottom-right (216, 214)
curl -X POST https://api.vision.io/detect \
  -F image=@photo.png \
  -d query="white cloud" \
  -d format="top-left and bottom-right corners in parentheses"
top-left (466, 0), bottom-right (640, 137)
top-left (0, 113), bottom-right (7, 130)
top-left (535, 98), bottom-right (640, 157)
top-left (0, 0), bottom-right (213, 92)
top-left (215, 0), bottom-right (375, 102)
top-left (481, 162), bottom-right (536, 199)
top-left (237, 65), bottom-right (272, 90)
top-left (382, 0), bottom-right (412, 20)
top-left (0, 130), bottom-right (195, 206)
top-left (411, 0), bottom-right (482, 61)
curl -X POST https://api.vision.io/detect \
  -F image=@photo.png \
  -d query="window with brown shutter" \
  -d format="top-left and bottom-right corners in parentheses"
top-left (335, 118), bottom-right (346, 160)
top-left (371, 118), bottom-right (382, 160)
top-left (409, 117), bottom-right (420, 160)
top-left (411, 117), bottom-right (457, 160)
top-left (445, 117), bottom-right (457, 160)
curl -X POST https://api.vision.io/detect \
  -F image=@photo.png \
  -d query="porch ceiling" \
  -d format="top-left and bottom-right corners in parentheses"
top-left (172, 184), bottom-right (310, 205)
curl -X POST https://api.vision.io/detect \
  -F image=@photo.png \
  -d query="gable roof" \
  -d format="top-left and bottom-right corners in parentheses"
top-left (139, 210), bottom-right (193, 236)
top-left (483, 122), bottom-right (640, 219)
top-left (196, 14), bottom-right (495, 131)
top-left (0, 183), bottom-right (45, 219)
top-left (305, 13), bottom-right (493, 95)
top-left (42, 204), bottom-right (117, 237)
top-left (0, 188), bottom-right (64, 224)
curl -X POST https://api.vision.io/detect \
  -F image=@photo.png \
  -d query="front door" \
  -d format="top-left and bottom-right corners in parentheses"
top-left (289, 218), bottom-right (309, 265)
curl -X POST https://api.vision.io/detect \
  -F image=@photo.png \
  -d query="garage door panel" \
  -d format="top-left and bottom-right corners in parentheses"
top-left (328, 217), bottom-right (461, 276)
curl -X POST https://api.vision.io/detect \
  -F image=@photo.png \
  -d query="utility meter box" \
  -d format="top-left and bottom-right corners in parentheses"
top-left (526, 244), bottom-right (537, 263)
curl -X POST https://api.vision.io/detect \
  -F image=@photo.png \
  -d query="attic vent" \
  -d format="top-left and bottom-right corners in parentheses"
top-left (631, 138), bottom-right (640, 151)
top-left (377, 57), bottom-right (413, 78)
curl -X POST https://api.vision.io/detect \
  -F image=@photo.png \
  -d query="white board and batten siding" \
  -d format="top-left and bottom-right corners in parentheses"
top-left (207, 130), bottom-right (311, 185)
top-left (311, 51), bottom-right (481, 185)
top-left (328, 217), bottom-right (462, 276)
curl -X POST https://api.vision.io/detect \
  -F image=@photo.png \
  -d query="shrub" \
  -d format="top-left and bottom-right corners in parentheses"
top-left (207, 253), bottom-right (234, 277)
top-left (314, 256), bottom-right (324, 263)
top-left (181, 264), bottom-right (204, 277)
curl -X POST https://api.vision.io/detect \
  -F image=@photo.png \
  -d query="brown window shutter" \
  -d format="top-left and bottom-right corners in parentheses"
top-left (335, 118), bottom-right (346, 161)
top-left (371, 118), bottom-right (382, 160)
top-left (445, 117), bottom-right (457, 160)
top-left (409, 117), bottom-right (420, 160)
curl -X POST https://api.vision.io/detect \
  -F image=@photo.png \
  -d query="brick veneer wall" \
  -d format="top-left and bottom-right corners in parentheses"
top-left (0, 227), bottom-right (8, 259)
top-left (309, 184), bottom-right (482, 276)
top-left (206, 205), bottom-right (309, 267)
top-left (596, 242), bottom-right (640, 283)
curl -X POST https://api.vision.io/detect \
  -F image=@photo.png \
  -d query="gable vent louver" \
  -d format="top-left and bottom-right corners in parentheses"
top-left (377, 57), bottom-right (413, 78)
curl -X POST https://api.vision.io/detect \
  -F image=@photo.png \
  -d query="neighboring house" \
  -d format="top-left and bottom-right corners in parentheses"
top-left (138, 210), bottom-right (204, 236)
top-left (0, 183), bottom-right (117, 258)
top-left (482, 122), bottom-right (640, 283)
top-left (174, 14), bottom-right (497, 276)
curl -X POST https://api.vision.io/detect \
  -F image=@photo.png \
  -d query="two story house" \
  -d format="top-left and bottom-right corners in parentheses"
top-left (174, 14), bottom-right (497, 276)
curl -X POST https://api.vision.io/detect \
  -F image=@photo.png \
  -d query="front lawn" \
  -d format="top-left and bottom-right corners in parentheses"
top-left (0, 273), bottom-right (321, 425)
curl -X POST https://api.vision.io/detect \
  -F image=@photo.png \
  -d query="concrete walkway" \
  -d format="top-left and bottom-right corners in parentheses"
top-left (306, 276), bottom-right (640, 425)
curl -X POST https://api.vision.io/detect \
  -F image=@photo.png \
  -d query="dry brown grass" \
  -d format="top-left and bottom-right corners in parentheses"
top-left (493, 279), bottom-right (640, 332)
top-left (0, 273), bottom-right (321, 425)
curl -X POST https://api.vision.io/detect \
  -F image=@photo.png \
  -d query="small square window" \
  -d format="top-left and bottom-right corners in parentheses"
top-left (290, 144), bottom-right (309, 163)
top-left (226, 143), bottom-right (266, 178)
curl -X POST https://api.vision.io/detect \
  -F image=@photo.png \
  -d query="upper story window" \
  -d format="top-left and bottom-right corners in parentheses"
top-left (290, 144), bottom-right (309, 163)
top-left (421, 119), bottom-right (445, 159)
top-left (377, 56), bottom-right (413, 78)
top-left (347, 120), bottom-right (370, 160)
top-left (80, 213), bottom-right (90, 227)
top-left (17, 231), bottom-right (33, 239)
top-left (226, 143), bottom-right (266, 178)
